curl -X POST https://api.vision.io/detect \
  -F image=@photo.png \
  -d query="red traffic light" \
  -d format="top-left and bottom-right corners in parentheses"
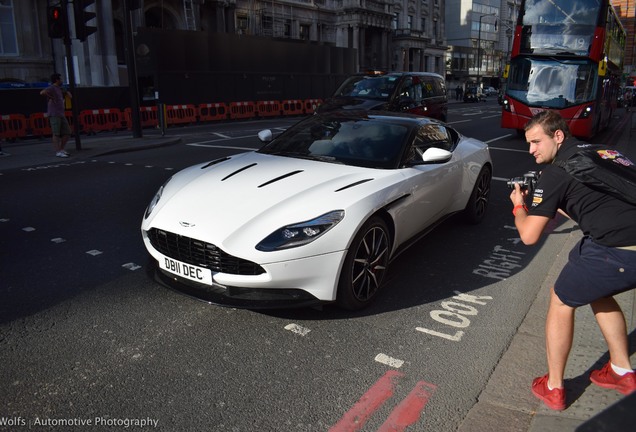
top-left (47, 6), bottom-right (67, 39)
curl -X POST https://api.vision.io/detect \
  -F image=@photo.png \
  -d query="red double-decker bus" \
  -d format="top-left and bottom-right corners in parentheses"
top-left (501, 0), bottom-right (626, 139)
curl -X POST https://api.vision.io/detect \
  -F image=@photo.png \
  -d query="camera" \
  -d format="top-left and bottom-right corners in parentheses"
top-left (507, 171), bottom-right (540, 194)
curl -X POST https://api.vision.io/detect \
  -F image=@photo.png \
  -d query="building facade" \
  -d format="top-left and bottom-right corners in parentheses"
top-left (444, 0), bottom-right (519, 89)
top-left (614, 0), bottom-right (636, 85)
top-left (0, 0), bottom-right (448, 87)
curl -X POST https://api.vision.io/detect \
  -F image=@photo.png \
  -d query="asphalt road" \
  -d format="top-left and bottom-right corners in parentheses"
top-left (0, 100), bottom-right (594, 430)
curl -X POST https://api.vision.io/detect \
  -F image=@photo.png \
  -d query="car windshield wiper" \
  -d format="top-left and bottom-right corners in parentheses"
top-left (273, 151), bottom-right (343, 164)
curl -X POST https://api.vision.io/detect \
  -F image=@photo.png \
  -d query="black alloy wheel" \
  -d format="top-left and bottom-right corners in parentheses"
top-left (463, 165), bottom-right (492, 224)
top-left (336, 217), bottom-right (391, 310)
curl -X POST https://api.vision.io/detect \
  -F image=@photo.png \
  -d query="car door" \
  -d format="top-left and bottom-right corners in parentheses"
top-left (391, 124), bottom-right (461, 246)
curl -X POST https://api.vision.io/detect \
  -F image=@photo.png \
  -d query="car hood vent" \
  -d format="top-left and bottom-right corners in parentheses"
top-left (222, 163), bottom-right (258, 181)
top-left (201, 156), bottom-right (231, 169)
top-left (335, 178), bottom-right (374, 192)
top-left (258, 170), bottom-right (304, 188)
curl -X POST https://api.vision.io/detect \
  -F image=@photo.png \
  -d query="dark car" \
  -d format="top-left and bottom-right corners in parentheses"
top-left (463, 86), bottom-right (486, 103)
top-left (318, 71), bottom-right (448, 122)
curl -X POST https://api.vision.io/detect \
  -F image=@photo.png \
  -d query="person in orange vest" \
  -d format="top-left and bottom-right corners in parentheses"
top-left (40, 73), bottom-right (72, 158)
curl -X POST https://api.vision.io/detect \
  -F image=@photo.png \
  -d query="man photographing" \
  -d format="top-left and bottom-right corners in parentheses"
top-left (509, 110), bottom-right (636, 410)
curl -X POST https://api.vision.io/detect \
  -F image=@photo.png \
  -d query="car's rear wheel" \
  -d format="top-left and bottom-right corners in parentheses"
top-left (463, 165), bottom-right (491, 224)
top-left (336, 217), bottom-right (390, 310)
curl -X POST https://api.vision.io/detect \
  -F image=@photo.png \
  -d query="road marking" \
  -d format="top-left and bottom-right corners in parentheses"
top-left (329, 370), bottom-right (402, 432)
top-left (187, 143), bottom-right (256, 151)
top-left (329, 370), bottom-right (437, 432)
top-left (22, 227), bottom-right (35, 232)
top-left (375, 353), bottom-right (404, 368)
top-left (212, 132), bottom-right (232, 139)
top-left (122, 263), bottom-right (142, 271)
top-left (86, 250), bottom-right (103, 256)
top-left (377, 381), bottom-right (437, 432)
top-left (489, 146), bottom-right (528, 153)
top-left (51, 238), bottom-right (66, 243)
top-left (284, 323), bottom-right (311, 336)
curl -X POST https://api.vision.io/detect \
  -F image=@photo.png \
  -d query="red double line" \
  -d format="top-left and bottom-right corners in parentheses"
top-left (329, 370), bottom-right (437, 432)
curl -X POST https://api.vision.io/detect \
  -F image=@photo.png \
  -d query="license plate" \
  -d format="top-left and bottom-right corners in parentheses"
top-left (159, 256), bottom-right (213, 285)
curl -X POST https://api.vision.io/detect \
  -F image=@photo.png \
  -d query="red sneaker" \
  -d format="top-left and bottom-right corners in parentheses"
top-left (590, 362), bottom-right (636, 395)
top-left (531, 374), bottom-right (566, 411)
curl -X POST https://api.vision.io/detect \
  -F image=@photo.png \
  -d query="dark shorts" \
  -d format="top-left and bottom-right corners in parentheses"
top-left (49, 116), bottom-right (71, 137)
top-left (555, 236), bottom-right (636, 307)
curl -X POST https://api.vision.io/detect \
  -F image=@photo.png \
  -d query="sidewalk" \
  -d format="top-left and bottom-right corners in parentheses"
top-left (0, 130), bottom-right (182, 171)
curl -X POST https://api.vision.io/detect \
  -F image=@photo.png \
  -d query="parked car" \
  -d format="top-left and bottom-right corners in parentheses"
top-left (464, 86), bottom-right (486, 103)
top-left (317, 71), bottom-right (448, 122)
top-left (142, 110), bottom-right (492, 310)
top-left (484, 86), bottom-right (498, 96)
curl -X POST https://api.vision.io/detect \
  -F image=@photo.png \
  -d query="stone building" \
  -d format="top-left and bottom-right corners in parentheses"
top-left (1, 0), bottom-right (447, 87)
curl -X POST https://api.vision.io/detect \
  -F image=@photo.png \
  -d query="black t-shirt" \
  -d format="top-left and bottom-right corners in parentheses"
top-left (528, 138), bottom-right (636, 247)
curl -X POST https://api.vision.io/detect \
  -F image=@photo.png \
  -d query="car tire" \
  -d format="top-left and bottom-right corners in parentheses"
top-left (462, 165), bottom-right (491, 224)
top-left (336, 216), bottom-right (391, 310)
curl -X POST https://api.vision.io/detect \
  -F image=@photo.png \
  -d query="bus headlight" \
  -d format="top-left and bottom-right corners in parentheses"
top-left (580, 105), bottom-right (593, 118)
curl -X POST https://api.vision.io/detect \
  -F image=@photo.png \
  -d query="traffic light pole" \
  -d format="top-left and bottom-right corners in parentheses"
top-left (61, 0), bottom-right (83, 151)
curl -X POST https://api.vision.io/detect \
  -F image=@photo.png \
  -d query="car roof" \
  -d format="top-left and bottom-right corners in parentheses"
top-left (355, 71), bottom-right (444, 80)
top-left (315, 109), bottom-right (442, 128)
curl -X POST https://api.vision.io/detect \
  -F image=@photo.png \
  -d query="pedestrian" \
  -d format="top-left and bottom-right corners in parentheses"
top-left (40, 73), bottom-right (72, 158)
top-left (455, 85), bottom-right (461, 101)
top-left (509, 110), bottom-right (636, 411)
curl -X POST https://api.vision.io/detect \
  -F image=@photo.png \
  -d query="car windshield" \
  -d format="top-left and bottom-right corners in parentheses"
top-left (333, 75), bottom-right (398, 101)
top-left (506, 57), bottom-right (596, 107)
top-left (258, 114), bottom-right (409, 169)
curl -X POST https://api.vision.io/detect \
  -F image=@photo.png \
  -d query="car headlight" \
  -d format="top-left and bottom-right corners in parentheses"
top-left (256, 210), bottom-right (345, 251)
top-left (144, 178), bottom-right (171, 219)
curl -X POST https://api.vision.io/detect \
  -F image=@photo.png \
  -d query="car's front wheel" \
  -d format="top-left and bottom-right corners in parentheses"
top-left (462, 165), bottom-right (491, 224)
top-left (336, 217), bottom-right (391, 310)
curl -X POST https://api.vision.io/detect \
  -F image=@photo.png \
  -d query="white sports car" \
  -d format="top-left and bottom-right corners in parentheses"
top-left (142, 111), bottom-right (492, 310)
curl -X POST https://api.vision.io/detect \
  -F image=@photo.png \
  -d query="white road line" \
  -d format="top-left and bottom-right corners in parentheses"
top-left (212, 132), bottom-right (232, 139)
top-left (374, 353), bottom-right (404, 368)
top-left (484, 134), bottom-right (513, 143)
top-left (187, 143), bottom-right (256, 151)
top-left (489, 146), bottom-right (528, 153)
top-left (284, 323), bottom-right (311, 336)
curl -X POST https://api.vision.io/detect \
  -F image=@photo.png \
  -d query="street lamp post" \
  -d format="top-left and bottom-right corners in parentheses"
top-left (477, 12), bottom-right (496, 87)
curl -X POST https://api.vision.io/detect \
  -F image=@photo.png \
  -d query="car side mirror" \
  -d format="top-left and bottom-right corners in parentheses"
top-left (422, 147), bottom-right (452, 163)
top-left (258, 129), bottom-right (273, 142)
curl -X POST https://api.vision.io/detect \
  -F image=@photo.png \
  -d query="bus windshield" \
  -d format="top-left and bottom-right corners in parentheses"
top-left (507, 57), bottom-right (597, 108)
top-left (521, 0), bottom-right (602, 55)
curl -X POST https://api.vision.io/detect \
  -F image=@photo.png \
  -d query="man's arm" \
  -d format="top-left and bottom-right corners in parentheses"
top-left (510, 184), bottom-right (551, 245)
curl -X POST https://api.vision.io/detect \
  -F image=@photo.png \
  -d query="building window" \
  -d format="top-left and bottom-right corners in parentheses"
top-left (421, 17), bottom-right (426, 32)
top-left (408, 15), bottom-right (413, 30)
top-left (237, 15), bottom-right (249, 34)
top-left (0, 0), bottom-right (18, 55)
top-left (284, 19), bottom-right (291, 37)
top-left (392, 13), bottom-right (399, 30)
top-left (300, 23), bottom-right (310, 40)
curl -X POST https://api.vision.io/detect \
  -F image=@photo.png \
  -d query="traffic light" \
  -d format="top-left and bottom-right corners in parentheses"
top-left (47, 6), bottom-right (67, 39)
top-left (74, 0), bottom-right (97, 42)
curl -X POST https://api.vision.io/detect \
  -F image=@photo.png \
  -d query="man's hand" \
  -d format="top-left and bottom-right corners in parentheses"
top-left (509, 183), bottom-right (527, 207)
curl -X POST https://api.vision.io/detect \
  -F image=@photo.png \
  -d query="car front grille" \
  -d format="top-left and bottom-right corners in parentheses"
top-left (146, 228), bottom-right (265, 276)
